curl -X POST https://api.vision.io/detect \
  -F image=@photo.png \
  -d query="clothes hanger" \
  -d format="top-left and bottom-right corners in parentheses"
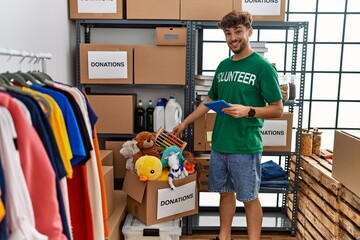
top-left (29, 55), bottom-right (53, 85)
top-left (0, 74), bottom-right (11, 86)
top-left (1, 80), bottom-right (52, 118)
top-left (1, 51), bottom-right (31, 87)
top-left (2, 71), bottom-right (30, 87)
top-left (15, 51), bottom-right (45, 85)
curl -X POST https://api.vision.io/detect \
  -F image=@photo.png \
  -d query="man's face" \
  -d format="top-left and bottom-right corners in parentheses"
top-left (223, 24), bottom-right (252, 54)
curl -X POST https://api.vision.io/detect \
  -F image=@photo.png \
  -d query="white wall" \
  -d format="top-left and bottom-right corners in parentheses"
top-left (0, 0), bottom-right (75, 85)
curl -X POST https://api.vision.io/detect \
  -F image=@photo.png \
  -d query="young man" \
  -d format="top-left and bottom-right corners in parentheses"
top-left (172, 10), bottom-right (283, 240)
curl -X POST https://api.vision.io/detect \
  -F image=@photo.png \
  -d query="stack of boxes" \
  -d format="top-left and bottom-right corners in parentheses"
top-left (70, 0), bottom-right (287, 238)
top-left (69, 0), bottom-right (286, 21)
top-left (100, 150), bottom-right (128, 240)
top-left (250, 41), bottom-right (268, 57)
top-left (194, 75), bottom-right (213, 102)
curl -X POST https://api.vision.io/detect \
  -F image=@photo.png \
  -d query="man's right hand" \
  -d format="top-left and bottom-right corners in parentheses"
top-left (172, 122), bottom-right (187, 138)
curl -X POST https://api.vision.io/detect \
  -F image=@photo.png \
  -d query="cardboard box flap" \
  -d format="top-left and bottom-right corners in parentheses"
top-left (123, 171), bottom-right (146, 203)
top-left (341, 130), bottom-right (360, 139)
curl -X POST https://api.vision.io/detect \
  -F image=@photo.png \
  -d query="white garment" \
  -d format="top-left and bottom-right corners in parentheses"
top-left (0, 107), bottom-right (48, 240)
top-left (54, 83), bottom-right (105, 240)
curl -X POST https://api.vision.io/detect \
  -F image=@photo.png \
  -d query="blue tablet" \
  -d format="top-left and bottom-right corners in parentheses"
top-left (204, 100), bottom-right (231, 115)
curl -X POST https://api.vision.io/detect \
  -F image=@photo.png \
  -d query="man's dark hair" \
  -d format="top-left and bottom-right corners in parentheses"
top-left (218, 10), bottom-right (253, 30)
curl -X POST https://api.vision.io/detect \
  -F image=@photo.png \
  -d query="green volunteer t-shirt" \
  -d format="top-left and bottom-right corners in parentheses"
top-left (208, 52), bottom-right (282, 154)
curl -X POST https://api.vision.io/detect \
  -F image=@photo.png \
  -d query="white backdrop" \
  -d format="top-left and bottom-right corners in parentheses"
top-left (0, 0), bottom-right (75, 85)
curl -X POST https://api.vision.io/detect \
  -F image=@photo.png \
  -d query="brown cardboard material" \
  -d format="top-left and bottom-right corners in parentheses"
top-left (107, 190), bottom-right (127, 240)
top-left (134, 45), bottom-right (186, 85)
top-left (332, 130), bottom-right (360, 198)
top-left (126, 0), bottom-right (180, 20)
top-left (103, 166), bottom-right (115, 218)
top-left (156, 27), bottom-right (187, 46)
top-left (193, 112), bottom-right (293, 152)
top-left (105, 141), bottom-right (127, 179)
top-left (233, 0), bottom-right (286, 22)
top-left (193, 111), bottom-right (216, 151)
top-left (205, 113), bottom-right (216, 151)
top-left (80, 44), bottom-right (133, 84)
top-left (100, 150), bottom-right (114, 166)
top-left (88, 95), bottom-right (135, 134)
top-left (193, 114), bottom-right (206, 151)
top-left (69, 0), bottom-right (123, 19)
top-left (180, 0), bottom-right (233, 21)
top-left (263, 112), bottom-right (293, 152)
top-left (123, 171), bottom-right (198, 225)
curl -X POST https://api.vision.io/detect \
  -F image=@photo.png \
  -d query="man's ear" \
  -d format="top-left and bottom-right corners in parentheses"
top-left (248, 27), bottom-right (253, 37)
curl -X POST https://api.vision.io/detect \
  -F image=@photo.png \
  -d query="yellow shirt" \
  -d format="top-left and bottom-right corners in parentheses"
top-left (23, 87), bottom-right (74, 178)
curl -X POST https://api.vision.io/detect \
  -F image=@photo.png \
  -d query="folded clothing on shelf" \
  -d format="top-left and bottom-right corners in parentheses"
top-left (260, 160), bottom-right (288, 189)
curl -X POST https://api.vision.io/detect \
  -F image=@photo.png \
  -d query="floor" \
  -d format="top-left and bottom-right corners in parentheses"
top-left (180, 231), bottom-right (296, 240)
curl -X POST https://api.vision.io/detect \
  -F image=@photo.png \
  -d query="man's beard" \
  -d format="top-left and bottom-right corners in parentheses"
top-left (230, 41), bottom-right (246, 54)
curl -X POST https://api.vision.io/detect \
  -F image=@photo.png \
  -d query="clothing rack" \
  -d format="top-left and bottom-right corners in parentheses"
top-left (0, 48), bottom-right (52, 59)
top-left (0, 47), bottom-right (52, 73)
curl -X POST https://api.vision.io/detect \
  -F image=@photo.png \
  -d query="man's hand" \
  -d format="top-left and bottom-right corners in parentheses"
top-left (172, 122), bottom-right (187, 138)
top-left (222, 104), bottom-right (249, 118)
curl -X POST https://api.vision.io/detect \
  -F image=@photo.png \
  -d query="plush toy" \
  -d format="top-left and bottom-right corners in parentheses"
top-left (166, 151), bottom-right (188, 190)
top-left (182, 150), bottom-right (203, 175)
top-left (158, 169), bottom-right (171, 181)
top-left (160, 145), bottom-right (184, 169)
top-left (135, 155), bottom-right (162, 182)
top-left (133, 131), bottom-right (164, 163)
top-left (119, 140), bottom-right (140, 172)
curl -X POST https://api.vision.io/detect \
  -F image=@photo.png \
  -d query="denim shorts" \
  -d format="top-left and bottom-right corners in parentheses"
top-left (207, 150), bottom-right (262, 202)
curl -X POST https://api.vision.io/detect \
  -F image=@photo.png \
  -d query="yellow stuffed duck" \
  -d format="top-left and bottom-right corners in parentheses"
top-left (135, 155), bottom-right (162, 182)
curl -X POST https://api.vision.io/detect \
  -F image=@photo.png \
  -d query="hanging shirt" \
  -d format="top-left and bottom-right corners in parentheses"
top-left (54, 83), bottom-right (107, 239)
top-left (0, 159), bottom-right (8, 240)
top-left (30, 85), bottom-right (86, 167)
top-left (45, 85), bottom-right (92, 165)
top-left (8, 91), bottom-right (71, 240)
top-left (22, 87), bottom-right (73, 178)
top-left (0, 93), bottom-right (66, 240)
top-left (0, 105), bottom-right (48, 240)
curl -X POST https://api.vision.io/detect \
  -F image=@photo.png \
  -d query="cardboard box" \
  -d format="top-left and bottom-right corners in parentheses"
top-left (105, 141), bottom-right (127, 179)
top-left (69, 0), bottom-right (123, 19)
top-left (262, 112), bottom-right (293, 152)
top-left (332, 130), bottom-right (360, 198)
top-left (193, 111), bottom-right (215, 151)
top-left (107, 190), bottom-right (127, 240)
top-left (180, 0), bottom-right (233, 21)
top-left (194, 154), bottom-right (210, 191)
top-left (156, 27), bottom-right (187, 46)
top-left (100, 150), bottom-right (114, 166)
top-left (233, 0), bottom-right (286, 22)
top-left (193, 112), bottom-right (293, 152)
top-left (103, 166), bottom-right (115, 217)
top-left (126, 0), bottom-right (180, 20)
top-left (134, 45), bottom-right (186, 85)
top-left (80, 44), bottom-right (133, 84)
top-left (123, 171), bottom-right (198, 225)
top-left (88, 95), bottom-right (135, 134)
top-left (122, 213), bottom-right (181, 240)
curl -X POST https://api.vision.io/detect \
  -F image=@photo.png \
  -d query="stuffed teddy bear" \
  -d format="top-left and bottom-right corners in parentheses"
top-left (133, 131), bottom-right (164, 163)
top-left (119, 140), bottom-right (140, 172)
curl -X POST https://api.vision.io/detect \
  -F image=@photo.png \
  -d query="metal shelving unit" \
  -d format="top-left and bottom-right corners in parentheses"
top-left (188, 21), bottom-right (308, 236)
top-left (74, 19), bottom-right (308, 236)
top-left (75, 19), bottom-right (195, 146)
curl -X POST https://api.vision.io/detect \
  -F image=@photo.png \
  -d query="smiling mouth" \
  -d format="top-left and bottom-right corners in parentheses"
top-left (230, 42), bottom-right (240, 48)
